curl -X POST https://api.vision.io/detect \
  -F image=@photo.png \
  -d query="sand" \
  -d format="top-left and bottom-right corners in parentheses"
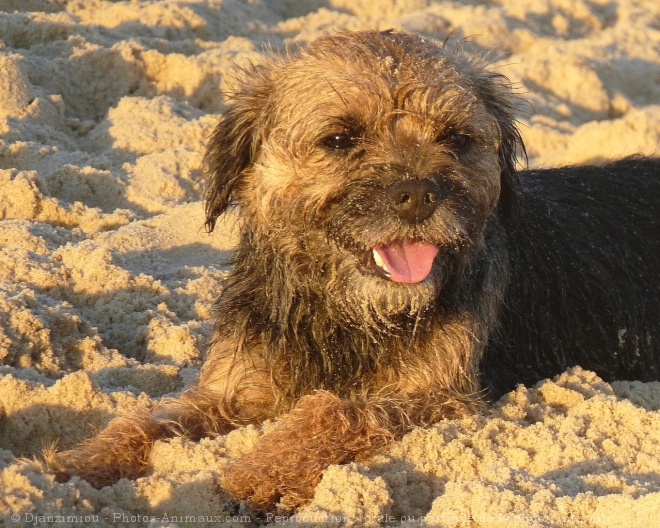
top-left (0, 0), bottom-right (659, 526)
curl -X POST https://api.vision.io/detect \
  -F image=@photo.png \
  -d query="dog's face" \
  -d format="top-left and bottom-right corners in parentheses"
top-left (204, 31), bottom-right (522, 322)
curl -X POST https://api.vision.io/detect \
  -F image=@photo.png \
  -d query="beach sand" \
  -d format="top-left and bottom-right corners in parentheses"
top-left (1, 1), bottom-right (659, 526)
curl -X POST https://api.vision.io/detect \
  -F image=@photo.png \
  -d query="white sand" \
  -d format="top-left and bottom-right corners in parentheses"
top-left (1, 1), bottom-right (659, 526)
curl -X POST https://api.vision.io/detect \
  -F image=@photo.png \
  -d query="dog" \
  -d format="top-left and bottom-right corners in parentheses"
top-left (47, 30), bottom-right (659, 512)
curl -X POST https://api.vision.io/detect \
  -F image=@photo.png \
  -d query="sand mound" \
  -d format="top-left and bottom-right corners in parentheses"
top-left (1, 1), bottom-right (658, 526)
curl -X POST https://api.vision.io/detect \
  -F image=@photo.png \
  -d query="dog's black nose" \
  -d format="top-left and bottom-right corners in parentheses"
top-left (387, 179), bottom-right (441, 223)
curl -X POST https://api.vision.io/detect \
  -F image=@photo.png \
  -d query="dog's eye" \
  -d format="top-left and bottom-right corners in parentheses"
top-left (322, 133), bottom-right (358, 150)
top-left (436, 131), bottom-right (471, 151)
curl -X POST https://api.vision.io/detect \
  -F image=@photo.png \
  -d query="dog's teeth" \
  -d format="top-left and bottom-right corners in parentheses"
top-left (372, 249), bottom-right (391, 277)
top-left (373, 249), bottom-right (385, 269)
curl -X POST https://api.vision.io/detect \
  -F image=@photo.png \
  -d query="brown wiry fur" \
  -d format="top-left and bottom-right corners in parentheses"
top-left (45, 30), bottom-right (659, 512)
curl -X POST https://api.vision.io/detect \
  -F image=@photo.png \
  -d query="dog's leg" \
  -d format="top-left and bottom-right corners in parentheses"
top-left (46, 346), bottom-right (278, 488)
top-left (222, 389), bottom-right (472, 511)
top-left (45, 387), bottom-right (233, 487)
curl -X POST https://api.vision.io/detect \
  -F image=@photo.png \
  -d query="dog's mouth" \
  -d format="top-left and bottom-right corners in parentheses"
top-left (359, 241), bottom-right (439, 284)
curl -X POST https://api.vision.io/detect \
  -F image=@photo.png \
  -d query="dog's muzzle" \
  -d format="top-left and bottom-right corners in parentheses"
top-left (361, 179), bottom-right (440, 284)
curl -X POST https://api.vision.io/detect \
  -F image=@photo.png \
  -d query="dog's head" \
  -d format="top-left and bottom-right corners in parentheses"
top-left (204, 30), bottom-right (523, 321)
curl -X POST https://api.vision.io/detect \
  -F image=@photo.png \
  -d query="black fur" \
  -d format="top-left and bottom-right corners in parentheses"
top-left (484, 157), bottom-right (660, 397)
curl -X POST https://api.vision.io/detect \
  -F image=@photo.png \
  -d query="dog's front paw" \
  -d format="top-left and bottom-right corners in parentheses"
top-left (220, 391), bottom-right (389, 511)
top-left (44, 445), bottom-right (147, 488)
top-left (222, 453), bottom-right (320, 512)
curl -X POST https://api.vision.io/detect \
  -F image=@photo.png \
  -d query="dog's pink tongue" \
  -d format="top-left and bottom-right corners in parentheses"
top-left (374, 242), bottom-right (439, 283)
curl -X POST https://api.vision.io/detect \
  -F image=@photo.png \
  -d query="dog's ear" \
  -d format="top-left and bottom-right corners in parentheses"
top-left (474, 70), bottom-right (526, 217)
top-left (203, 64), bottom-right (274, 232)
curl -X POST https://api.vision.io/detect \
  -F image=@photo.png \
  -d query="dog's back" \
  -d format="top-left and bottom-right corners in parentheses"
top-left (484, 157), bottom-right (660, 397)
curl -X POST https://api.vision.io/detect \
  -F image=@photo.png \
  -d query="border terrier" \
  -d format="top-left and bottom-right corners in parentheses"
top-left (47, 30), bottom-right (659, 511)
